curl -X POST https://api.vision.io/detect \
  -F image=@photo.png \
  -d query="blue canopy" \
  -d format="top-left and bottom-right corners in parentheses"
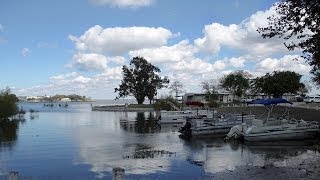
top-left (247, 98), bottom-right (293, 105)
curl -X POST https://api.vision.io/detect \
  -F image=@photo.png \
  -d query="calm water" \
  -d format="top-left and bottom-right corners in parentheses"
top-left (0, 102), bottom-right (319, 179)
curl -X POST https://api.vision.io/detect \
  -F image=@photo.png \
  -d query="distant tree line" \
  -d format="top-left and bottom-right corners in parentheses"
top-left (202, 70), bottom-right (305, 105)
top-left (27, 94), bottom-right (91, 102)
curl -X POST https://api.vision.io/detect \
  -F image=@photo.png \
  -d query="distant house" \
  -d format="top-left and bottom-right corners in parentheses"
top-left (183, 92), bottom-right (235, 104)
top-left (183, 92), bottom-right (296, 105)
top-left (60, 98), bottom-right (71, 102)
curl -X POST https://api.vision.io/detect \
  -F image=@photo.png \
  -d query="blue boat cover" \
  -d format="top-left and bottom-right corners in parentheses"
top-left (247, 98), bottom-right (293, 105)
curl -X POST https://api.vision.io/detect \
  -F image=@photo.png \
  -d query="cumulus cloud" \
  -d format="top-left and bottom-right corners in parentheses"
top-left (21, 48), bottom-right (31, 57)
top-left (89, 0), bottom-right (153, 8)
top-left (72, 53), bottom-right (108, 71)
top-left (194, 6), bottom-right (290, 57)
top-left (227, 57), bottom-right (246, 68)
top-left (254, 55), bottom-right (311, 76)
top-left (129, 40), bottom-right (197, 64)
top-left (69, 25), bottom-right (173, 55)
top-left (108, 56), bottom-right (126, 65)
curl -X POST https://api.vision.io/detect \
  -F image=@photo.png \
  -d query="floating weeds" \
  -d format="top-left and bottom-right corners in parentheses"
top-left (122, 149), bottom-right (176, 159)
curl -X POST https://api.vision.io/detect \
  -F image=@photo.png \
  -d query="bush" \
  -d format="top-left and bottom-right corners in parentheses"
top-left (153, 95), bottom-right (179, 110)
top-left (0, 89), bottom-right (18, 120)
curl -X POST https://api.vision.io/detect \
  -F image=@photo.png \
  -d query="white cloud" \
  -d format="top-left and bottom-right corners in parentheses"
top-left (96, 66), bottom-right (123, 80)
top-left (72, 53), bottom-right (108, 71)
top-left (254, 55), bottom-right (311, 76)
top-left (21, 48), bottom-right (31, 57)
top-left (129, 40), bottom-right (197, 64)
top-left (0, 24), bottom-right (3, 32)
top-left (195, 6), bottom-right (290, 57)
top-left (69, 25), bottom-right (173, 55)
top-left (89, 0), bottom-right (153, 8)
top-left (108, 56), bottom-right (126, 65)
top-left (50, 72), bottom-right (78, 80)
top-left (227, 57), bottom-right (246, 68)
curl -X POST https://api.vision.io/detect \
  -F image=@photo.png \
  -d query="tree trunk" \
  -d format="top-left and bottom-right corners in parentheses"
top-left (136, 95), bottom-right (145, 104)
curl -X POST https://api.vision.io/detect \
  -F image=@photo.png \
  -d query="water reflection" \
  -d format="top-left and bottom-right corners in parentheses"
top-left (0, 119), bottom-right (19, 150)
top-left (73, 111), bottom-right (177, 178)
top-left (120, 112), bottom-right (160, 133)
top-left (180, 136), bottom-right (320, 176)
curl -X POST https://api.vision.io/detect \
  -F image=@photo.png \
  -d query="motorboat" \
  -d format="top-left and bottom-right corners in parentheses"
top-left (158, 109), bottom-right (215, 124)
top-left (225, 98), bottom-right (320, 142)
top-left (178, 113), bottom-right (255, 138)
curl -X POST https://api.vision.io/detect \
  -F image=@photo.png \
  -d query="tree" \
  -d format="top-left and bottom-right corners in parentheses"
top-left (169, 81), bottom-right (184, 99)
top-left (220, 71), bottom-right (251, 100)
top-left (115, 57), bottom-right (169, 104)
top-left (258, 0), bottom-right (320, 85)
top-left (0, 87), bottom-right (19, 120)
top-left (201, 80), bottom-right (219, 107)
top-left (251, 71), bottom-right (304, 97)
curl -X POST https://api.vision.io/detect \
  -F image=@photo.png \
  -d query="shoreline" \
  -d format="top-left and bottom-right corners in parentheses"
top-left (92, 105), bottom-right (154, 112)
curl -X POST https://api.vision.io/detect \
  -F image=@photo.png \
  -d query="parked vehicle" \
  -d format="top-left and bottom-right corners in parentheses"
top-left (240, 98), bottom-right (254, 103)
top-left (303, 95), bottom-right (320, 103)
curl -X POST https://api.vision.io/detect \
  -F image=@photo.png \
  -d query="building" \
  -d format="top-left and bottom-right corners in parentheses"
top-left (183, 92), bottom-right (296, 105)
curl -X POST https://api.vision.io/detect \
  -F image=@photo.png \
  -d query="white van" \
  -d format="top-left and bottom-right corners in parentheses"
top-left (303, 95), bottom-right (320, 103)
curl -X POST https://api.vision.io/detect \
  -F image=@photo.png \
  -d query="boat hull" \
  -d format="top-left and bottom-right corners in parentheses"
top-left (244, 128), bottom-right (320, 142)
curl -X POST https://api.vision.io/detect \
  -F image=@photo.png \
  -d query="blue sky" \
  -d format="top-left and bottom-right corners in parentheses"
top-left (0, 0), bottom-right (317, 99)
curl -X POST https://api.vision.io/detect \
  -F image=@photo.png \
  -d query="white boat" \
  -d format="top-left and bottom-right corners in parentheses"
top-left (178, 113), bottom-right (255, 138)
top-left (158, 109), bottom-right (215, 124)
top-left (225, 98), bottom-right (320, 142)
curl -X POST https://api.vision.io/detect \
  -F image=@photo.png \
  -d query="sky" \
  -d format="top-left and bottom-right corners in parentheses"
top-left (0, 0), bottom-right (318, 99)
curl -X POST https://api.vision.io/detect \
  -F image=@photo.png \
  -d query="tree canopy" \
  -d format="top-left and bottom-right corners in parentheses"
top-left (115, 57), bottom-right (169, 104)
top-left (201, 80), bottom-right (219, 108)
top-left (0, 88), bottom-right (18, 120)
top-left (251, 71), bottom-right (305, 97)
top-left (220, 71), bottom-right (251, 99)
top-left (169, 81), bottom-right (184, 99)
top-left (258, 0), bottom-right (320, 85)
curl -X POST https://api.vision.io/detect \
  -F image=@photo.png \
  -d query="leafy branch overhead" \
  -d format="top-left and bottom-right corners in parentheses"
top-left (258, 0), bottom-right (320, 85)
top-left (115, 57), bottom-right (169, 104)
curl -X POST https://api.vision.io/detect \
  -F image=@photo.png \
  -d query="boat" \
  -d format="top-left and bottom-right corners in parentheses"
top-left (158, 109), bottom-right (215, 124)
top-left (178, 113), bottom-right (255, 138)
top-left (225, 98), bottom-right (320, 142)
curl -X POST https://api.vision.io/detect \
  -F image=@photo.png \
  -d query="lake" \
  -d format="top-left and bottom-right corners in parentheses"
top-left (1, 102), bottom-right (319, 179)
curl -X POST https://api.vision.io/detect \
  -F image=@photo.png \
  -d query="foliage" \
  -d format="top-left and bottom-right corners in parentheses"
top-left (220, 71), bottom-right (251, 98)
top-left (115, 57), bottom-right (169, 104)
top-left (251, 71), bottom-right (304, 97)
top-left (169, 81), bottom-right (184, 98)
top-left (258, 0), bottom-right (320, 85)
top-left (201, 80), bottom-right (219, 108)
top-left (0, 88), bottom-right (18, 120)
top-left (153, 96), bottom-right (179, 111)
